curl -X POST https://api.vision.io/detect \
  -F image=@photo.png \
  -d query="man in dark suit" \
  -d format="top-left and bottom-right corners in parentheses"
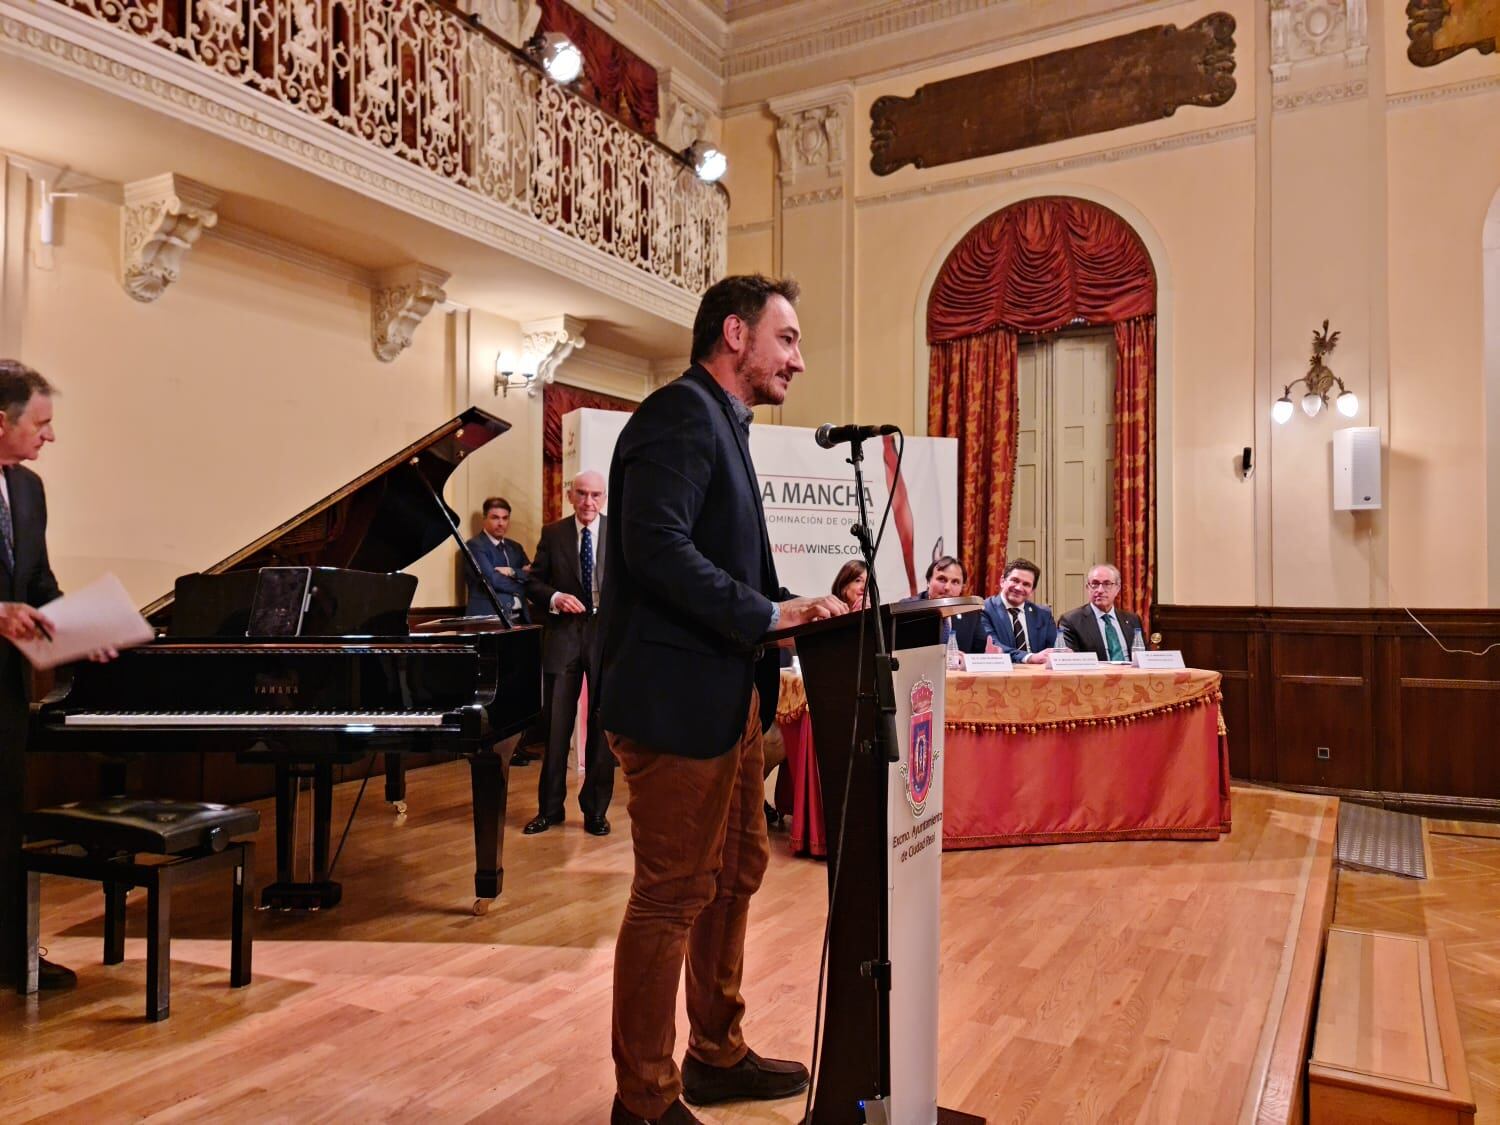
top-left (1058, 563), bottom-right (1143, 662)
top-left (524, 470), bottom-right (613, 836)
top-left (0, 361), bottom-right (71, 990)
top-left (463, 496), bottom-right (531, 623)
top-left (901, 555), bottom-right (985, 653)
top-left (980, 557), bottom-right (1059, 663)
top-left (598, 275), bottom-right (847, 1125)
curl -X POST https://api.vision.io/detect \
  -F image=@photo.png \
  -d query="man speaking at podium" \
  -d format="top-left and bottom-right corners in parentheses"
top-left (598, 275), bottom-right (847, 1125)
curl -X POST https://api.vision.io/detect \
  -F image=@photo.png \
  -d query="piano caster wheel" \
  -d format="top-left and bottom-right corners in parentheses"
top-left (392, 801), bottom-right (408, 816)
top-left (472, 898), bottom-right (491, 917)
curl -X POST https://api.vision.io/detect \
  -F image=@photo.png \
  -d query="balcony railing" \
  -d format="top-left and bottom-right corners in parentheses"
top-left (55, 0), bottom-right (726, 294)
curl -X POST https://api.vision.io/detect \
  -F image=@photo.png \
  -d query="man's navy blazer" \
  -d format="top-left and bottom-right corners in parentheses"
top-left (0, 464), bottom-right (62, 705)
top-left (462, 533), bottom-right (531, 622)
top-left (597, 366), bottom-right (788, 758)
top-left (979, 597), bottom-right (1057, 662)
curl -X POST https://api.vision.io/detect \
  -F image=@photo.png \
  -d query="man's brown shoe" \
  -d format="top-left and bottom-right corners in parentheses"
top-left (681, 1048), bottom-right (810, 1105)
top-left (609, 1095), bottom-right (703, 1124)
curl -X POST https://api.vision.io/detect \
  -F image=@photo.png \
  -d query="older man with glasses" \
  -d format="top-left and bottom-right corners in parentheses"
top-left (1057, 564), bottom-right (1143, 663)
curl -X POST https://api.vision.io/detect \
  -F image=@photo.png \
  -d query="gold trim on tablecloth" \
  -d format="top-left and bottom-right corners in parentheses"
top-left (945, 666), bottom-right (1223, 733)
top-left (777, 669), bottom-right (808, 723)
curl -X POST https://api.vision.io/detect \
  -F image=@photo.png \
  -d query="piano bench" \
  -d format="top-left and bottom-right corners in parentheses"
top-left (17, 799), bottom-right (259, 1022)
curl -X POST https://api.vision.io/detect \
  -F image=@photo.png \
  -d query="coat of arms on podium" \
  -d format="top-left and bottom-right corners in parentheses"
top-left (901, 676), bottom-right (937, 817)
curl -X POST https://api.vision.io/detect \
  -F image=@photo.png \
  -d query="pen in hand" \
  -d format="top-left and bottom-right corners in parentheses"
top-left (34, 619), bottom-right (53, 643)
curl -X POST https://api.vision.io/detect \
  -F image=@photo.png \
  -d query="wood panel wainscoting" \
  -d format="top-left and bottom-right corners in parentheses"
top-left (1153, 605), bottom-right (1500, 818)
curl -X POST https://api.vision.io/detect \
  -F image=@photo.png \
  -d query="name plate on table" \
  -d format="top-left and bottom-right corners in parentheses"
top-left (1133, 650), bottom-right (1186, 670)
top-left (1046, 651), bottom-right (1101, 671)
top-left (959, 653), bottom-right (1013, 674)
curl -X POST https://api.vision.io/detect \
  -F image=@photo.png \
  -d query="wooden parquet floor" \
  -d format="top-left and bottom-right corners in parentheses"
top-left (0, 764), bottom-right (1335, 1124)
top-left (1334, 826), bottom-right (1500, 1123)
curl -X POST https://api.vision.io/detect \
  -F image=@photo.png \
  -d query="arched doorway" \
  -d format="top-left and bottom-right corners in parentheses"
top-left (925, 195), bottom-right (1158, 624)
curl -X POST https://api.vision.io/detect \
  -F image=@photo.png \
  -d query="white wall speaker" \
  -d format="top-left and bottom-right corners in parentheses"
top-left (1333, 426), bottom-right (1381, 511)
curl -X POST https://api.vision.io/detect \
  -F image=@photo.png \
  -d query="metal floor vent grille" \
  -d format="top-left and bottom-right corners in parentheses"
top-left (1336, 802), bottom-right (1427, 879)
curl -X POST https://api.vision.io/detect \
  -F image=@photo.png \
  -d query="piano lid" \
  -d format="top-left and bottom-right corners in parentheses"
top-left (142, 407), bottom-right (510, 623)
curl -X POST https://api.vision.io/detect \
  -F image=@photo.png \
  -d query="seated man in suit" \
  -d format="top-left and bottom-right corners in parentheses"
top-left (979, 557), bottom-right (1058, 663)
top-left (463, 496), bottom-right (531, 624)
top-left (901, 555), bottom-right (984, 653)
top-left (524, 470), bottom-right (613, 837)
top-left (1058, 564), bottom-right (1143, 662)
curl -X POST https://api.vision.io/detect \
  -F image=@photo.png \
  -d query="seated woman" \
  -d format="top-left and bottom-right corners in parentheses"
top-left (831, 559), bottom-right (869, 612)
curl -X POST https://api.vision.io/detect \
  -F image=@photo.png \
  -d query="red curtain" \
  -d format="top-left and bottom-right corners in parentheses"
top-left (927, 196), bottom-right (1156, 341)
top-left (1113, 316), bottom-right (1156, 634)
top-left (543, 383), bottom-right (637, 523)
top-left (538, 0), bottom-right (659, 137)
top-left (925, 196), bottom-right (1155, 616)
top-left (927, 327), bottom-right (1019, 599)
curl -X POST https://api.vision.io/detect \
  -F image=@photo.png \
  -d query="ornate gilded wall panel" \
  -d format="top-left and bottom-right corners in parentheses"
top-left (1407, 0), bottom-right (1499, 67)
top-left (869, 13), bottom-right (1237, 176)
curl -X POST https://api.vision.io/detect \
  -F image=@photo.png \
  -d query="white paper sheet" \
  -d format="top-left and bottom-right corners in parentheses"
top-left (11, 573), bottom-right (156, 670)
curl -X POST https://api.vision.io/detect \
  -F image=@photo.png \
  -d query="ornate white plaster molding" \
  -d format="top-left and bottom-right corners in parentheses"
top-left (858, 121), bottom-right (1256, 210)
top-left (0, 2), bottom-right (706, 327)
top-left (729, 218), bottom-right (774, 236)
top-left (649, 355), bottom-right (687, 389)
top-left (371, 262), bottom-right (450, 362)
top-left (769, 82), bottom-right (853, 188)
top-left (119, 173), bottom-right (219, 303)
top-left (658, 67), bottom-right (719, 152)
top-left (617, 0), bottom-right (723, 76)
top-left (1272, 78), bottom-right (1367, 113)
top-left (1388, 75), bottom-right (1500, 109)
top-left (523, 314), bottom-right (587, 385)
top-left (1270, 0), bottom-right (1367, 83)
top-left (554, 340), bottom-right (653, 400)
top-left (784, 185), bottom-right (843, 210)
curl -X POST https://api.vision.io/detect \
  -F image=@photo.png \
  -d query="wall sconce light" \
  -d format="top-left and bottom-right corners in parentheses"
top-left (494, 350), bottom-right (540, 397)
top-left (1272, 320), bottom-right (1358, 424)
top-left (526, 31), bottom-right (583, 84)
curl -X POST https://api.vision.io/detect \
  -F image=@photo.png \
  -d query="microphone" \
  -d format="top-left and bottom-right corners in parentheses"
top-left (814, 422), bottom-right (900, 449)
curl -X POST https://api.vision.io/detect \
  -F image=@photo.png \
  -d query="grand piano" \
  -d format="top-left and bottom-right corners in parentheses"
top-left (27, 407), bottom-right (542, 914)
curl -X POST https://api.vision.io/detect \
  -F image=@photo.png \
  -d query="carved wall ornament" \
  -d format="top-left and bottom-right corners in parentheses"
top-left (1270, 0), bottom-right (1367, 81)
top-left (770, 84), bottom-right (853, 187)
top-left (523, 314), bottom-right (587, 385)
top-left (1408, 0), bottom-right (1499, 67)
top-left (371, 263), bottom-right (450, 362)
top-left (119, 174), bottom-right (220, 303)
top-left (658, 68), bottom-right (718, 154)
top-left (869, 14), bottom-right (1237, 176)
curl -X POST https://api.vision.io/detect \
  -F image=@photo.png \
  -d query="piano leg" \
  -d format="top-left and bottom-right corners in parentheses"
top-left (262, 761), bottom-right (342, 911)
top-left (384, 753), bottom-right (408, 818)
top-left (466, 746), bottom-right (509, 915)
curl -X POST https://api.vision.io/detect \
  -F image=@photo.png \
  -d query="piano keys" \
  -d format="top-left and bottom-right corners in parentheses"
top-left (27, 408), bottom-right (542, 914)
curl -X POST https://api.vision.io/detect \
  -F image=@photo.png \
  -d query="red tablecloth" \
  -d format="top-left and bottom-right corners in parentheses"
top-left (775, 665), bottom-right (1230, 855)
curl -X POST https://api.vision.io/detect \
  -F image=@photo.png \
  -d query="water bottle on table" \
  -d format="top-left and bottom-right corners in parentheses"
top-left (1130, 628), bottom-right (1146, 663)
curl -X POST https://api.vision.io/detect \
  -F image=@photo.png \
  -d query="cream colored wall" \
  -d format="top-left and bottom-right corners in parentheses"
top-left (722, 0), bottom-right (1500, 609)
top-left (17, 193), bottom-right (464, 606)
top-left (1385, 92), bottom-right (1500, 608)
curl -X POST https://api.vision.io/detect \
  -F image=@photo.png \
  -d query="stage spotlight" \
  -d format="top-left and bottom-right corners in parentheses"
top-left (684, 140), bottom-right (727, 183)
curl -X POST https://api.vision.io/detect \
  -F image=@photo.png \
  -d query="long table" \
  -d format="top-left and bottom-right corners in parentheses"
top-left (774, 665), bottom-right (1230, 856)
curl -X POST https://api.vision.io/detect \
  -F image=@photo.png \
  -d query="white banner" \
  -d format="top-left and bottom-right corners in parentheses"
top-left (887, 645), bottom-right (945, 1125)
top-left (564, 408), bottom-right (959, 602)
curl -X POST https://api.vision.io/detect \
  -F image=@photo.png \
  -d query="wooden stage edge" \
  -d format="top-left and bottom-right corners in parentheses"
top-left (1, 770), bottom-right (1338, 1124)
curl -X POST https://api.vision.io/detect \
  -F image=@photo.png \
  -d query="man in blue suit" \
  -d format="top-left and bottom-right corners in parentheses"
top-left (980, 558), bottom-right (1058, 663)
top-left (463, 496), bottom-right (531, 624)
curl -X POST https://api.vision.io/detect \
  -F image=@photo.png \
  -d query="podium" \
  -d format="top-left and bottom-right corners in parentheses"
top-left (774, 597), bottom-right (985, 1125)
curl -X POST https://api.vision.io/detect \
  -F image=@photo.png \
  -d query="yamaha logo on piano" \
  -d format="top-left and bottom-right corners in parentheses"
top-left (255, 673), bottom-right (299, 698)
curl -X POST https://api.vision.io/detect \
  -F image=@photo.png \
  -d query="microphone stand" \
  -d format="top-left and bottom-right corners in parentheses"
top-left (845, 434), bottom-right (900, 764)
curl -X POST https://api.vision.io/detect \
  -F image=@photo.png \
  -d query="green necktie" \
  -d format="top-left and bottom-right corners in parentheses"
top-left (1102, 613), bottom-right (1126, 661)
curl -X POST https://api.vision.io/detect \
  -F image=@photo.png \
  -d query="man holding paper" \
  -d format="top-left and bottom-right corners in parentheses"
top-left (0, 360), bottom-right (70, 990)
